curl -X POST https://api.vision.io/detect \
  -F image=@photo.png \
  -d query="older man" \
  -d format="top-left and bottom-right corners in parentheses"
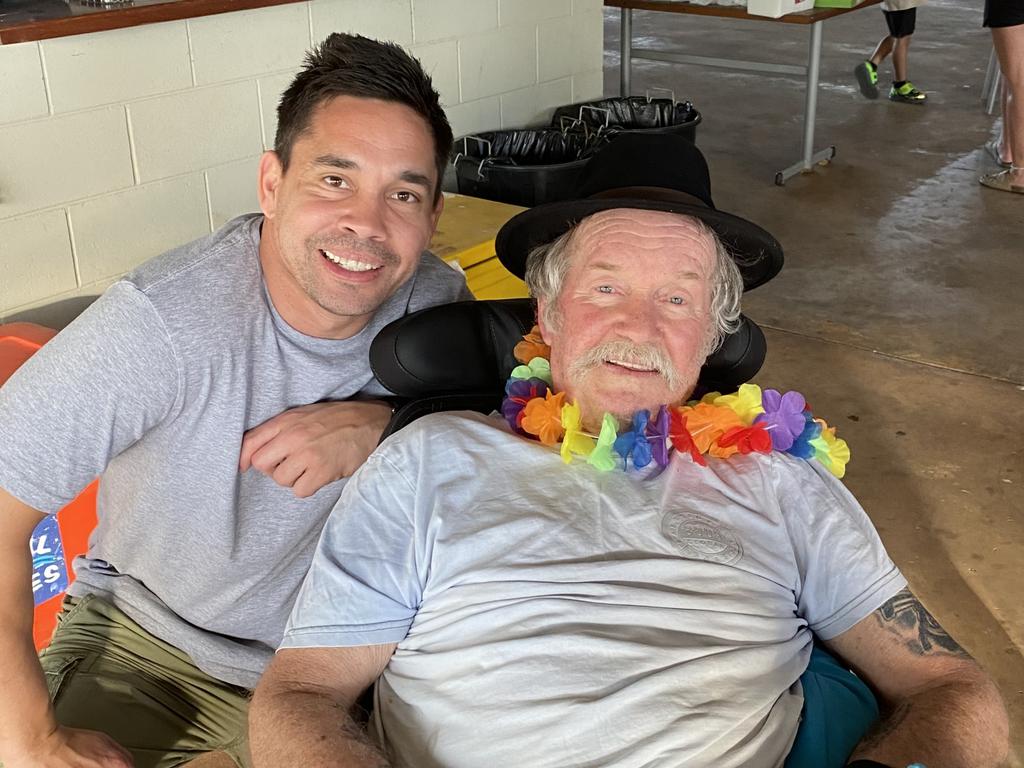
top-left (249, 136), bottom-right (1008, 768)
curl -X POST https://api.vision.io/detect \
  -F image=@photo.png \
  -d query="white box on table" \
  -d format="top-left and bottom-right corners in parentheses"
top-left (746, 0), bottom-right (815, 17)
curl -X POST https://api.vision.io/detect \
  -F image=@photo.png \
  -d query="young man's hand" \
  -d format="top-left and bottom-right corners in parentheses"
top-left (4, 725), bottom-right (134, 768)
top-left (239, 401), bottom-right (393, 498)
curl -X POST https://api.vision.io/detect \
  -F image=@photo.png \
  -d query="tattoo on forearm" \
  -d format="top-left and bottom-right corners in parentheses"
top-left (876, 589), bottom-right (972, 658)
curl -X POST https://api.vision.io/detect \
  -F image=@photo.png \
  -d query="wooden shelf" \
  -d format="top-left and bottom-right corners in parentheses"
top-left (0, 0), bottom-right (307, 44)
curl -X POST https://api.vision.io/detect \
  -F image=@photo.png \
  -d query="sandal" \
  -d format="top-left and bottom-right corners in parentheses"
top-left (985, 140), bottom-right (1012, 169)
top-left (979, 168), bottom-right (1024, 194)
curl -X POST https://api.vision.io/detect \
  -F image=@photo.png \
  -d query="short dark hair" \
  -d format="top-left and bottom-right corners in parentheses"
top-left (275, 33), bottom-right (453, 201)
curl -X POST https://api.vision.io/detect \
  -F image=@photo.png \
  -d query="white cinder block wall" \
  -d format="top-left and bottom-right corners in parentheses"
top-left (0, 0), bottom-right (605, 327)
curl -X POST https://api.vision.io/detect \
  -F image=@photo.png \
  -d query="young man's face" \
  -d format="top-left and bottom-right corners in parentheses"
top-left (258, 95), bottom-right (443, 339)
top-left (538, 210), bottom-right (716, 429)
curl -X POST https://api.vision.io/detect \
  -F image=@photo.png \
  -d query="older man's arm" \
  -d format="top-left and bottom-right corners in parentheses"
top-left (824, 588), bottom-right (1008, 768)
top-left (250, 644), bottom-right (396, 768)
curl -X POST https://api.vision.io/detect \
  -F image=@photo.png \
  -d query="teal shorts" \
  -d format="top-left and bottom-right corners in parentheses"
top-left (786, 645), bottom-right (880, 768)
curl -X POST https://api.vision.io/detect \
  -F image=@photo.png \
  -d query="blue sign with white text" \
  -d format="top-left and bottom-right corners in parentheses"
top-left (31, 515), bottom-right (68, 606)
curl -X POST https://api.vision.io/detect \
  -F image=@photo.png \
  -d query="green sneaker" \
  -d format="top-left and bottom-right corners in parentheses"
top-left (889, 82), bottom-right (927, 104)
top-left (854, 61), bottom-right (879, 99)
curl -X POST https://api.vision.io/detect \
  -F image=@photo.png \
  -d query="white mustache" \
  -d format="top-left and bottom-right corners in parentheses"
top-left (568, 340), bottom-right (679, 389)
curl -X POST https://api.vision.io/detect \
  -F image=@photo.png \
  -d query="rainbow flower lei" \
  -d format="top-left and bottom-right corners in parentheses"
top-left (500, 328), bottom-right (851, 478)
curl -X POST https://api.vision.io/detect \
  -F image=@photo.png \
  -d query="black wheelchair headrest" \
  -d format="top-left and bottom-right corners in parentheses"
top-left (370, 299), bottom-right (766, 439)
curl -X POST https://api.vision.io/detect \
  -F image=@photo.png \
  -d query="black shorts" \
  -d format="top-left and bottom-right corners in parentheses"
top-left (984, 0), bottom-right (1024, 28)
top-left (883, 7), bottom-right (917, 38)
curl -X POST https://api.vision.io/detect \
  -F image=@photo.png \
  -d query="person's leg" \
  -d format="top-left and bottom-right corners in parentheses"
top-left (869, 35), bottom-right (895, 67)
top-left (992, 25), bottom-right (1024, 186)
top-left (999, 82), bottom-right (1013, 165)
top-left (892, 34), bottom-right (911, 82)
top-left (855, 34), bottom-right (892, 99)
top-left (884, 10), bottom-right (925, 103)
top-left (39, 595), bottom-right (252, 768)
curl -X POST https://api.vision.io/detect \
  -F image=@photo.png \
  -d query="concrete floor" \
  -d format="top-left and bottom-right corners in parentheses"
top-left (601, 0), bottom-right (1022, 760)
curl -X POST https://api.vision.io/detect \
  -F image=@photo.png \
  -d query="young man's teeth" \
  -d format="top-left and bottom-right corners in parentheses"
top-left (322, 249), bottom-right (378, 272)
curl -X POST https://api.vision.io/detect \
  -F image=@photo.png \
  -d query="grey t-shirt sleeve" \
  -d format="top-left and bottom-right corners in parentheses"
top-left (0, 282), bottom-right (179, 513)
top-left (281, 449), bottom-right (426, 649)
top-left (409, 252), bottom-right (474, 311)
top-left (776, 456), bottom-right (907, 640)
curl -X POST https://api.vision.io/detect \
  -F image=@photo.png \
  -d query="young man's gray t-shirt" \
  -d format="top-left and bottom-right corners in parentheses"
top-left (0, 213), bottom-right (471, 688)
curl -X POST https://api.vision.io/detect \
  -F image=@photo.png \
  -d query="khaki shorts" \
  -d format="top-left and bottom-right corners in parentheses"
top-left (38, 595), bottom-right (251, 768)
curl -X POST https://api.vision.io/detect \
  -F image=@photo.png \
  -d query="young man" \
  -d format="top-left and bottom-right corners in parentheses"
top-left (0, 34), bottom-right (469, 768)
top-left (250, 135), bottom-right (1008, 768)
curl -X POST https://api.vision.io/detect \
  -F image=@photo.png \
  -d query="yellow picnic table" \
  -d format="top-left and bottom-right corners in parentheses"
top-left (430, 193), bottom-right (529, 300)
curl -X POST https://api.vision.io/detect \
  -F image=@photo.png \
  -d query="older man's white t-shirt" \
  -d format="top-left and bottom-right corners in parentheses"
top-left (281, 411), bottom-right (905, 768)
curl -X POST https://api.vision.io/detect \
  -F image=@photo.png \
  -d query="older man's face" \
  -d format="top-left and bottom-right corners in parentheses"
top-left (537, 209), bottom-right (716, 428)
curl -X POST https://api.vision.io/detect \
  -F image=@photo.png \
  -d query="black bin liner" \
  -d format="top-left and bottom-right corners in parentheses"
top-left (451, 130), bottom-right (604, 207)
top-left (551, 97), bottom-right (701, 143)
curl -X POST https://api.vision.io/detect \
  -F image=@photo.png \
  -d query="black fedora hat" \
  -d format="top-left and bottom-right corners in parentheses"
top-left (495, 133), bottom-right (783, 291)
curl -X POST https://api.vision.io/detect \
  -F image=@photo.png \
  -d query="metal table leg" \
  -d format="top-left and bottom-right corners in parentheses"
top-left (775, 20), bottom-right (835, 185)
top-left (985, 46), bottom-right (1003, 116)
top-left (982, 46), bottom-right (997, 105)
top-left (620, 9), bottom-right (632, 97)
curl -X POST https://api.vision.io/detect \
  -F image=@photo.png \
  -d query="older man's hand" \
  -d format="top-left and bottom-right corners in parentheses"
top-left (239, 401), bottom-right (393, 498)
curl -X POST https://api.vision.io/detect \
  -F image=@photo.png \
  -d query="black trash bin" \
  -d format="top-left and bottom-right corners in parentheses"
top-left (451, 129), bottom-right (605, 207)
top-left (551, 96), bottom-right (702, 144)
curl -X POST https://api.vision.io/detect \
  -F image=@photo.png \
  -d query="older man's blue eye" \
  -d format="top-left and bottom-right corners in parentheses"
top-left (598, 286), bottom-right (613, 293)
top-left (670, 296), bottom-right (685, 305)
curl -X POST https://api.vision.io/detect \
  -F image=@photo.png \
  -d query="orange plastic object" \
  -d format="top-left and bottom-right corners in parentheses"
top-left (0, 323), bottom-right (99, 650)
top-left (0, 322), bottom-right (58, 374)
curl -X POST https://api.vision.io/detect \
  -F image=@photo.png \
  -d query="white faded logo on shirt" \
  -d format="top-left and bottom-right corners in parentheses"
top-left (661, 511), bottom-right (743, 565)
